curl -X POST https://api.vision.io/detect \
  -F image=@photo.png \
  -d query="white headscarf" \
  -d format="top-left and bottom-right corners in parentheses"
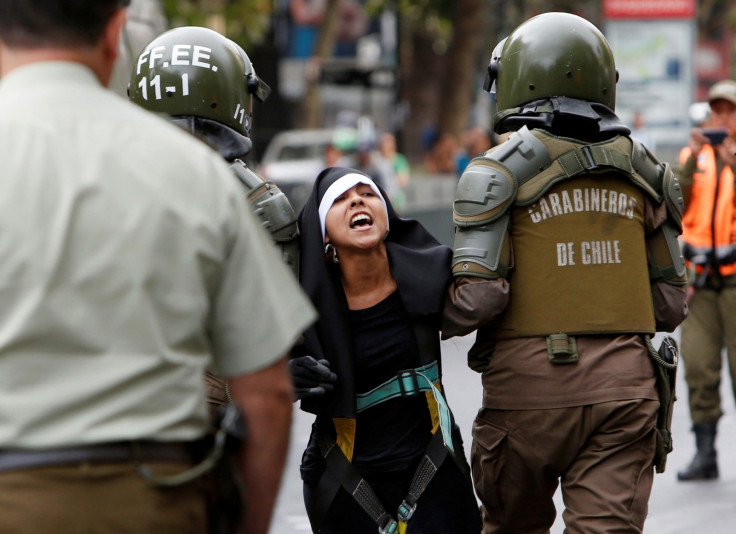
top-left (317, 173), bottom-right (389, 241)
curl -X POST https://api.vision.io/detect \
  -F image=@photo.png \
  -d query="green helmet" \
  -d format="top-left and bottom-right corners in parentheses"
top-left (485, 12), bottom-right (618, 114)
top-left (128, 26), bottom-right (270, 138)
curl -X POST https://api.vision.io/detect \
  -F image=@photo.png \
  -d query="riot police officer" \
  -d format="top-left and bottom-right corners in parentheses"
top-left (129, 26), bottom-right (299, 277)
top-left (442, 12), bottom-right (688, 533)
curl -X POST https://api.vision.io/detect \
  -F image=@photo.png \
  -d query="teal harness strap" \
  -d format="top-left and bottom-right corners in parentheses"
top-left (356, 362), bottom-right (439, 411)
top-left (355, 361), bottom-right (454, 453)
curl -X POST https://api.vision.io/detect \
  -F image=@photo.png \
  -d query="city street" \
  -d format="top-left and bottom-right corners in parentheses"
top-left (270, 331), bottom-right (736, 533)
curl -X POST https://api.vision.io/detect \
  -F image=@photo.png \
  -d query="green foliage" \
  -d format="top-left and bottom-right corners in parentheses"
top-left (160, 0), bottom-right (272, 48)
top-left (366, 0), bottom-right (454, 48)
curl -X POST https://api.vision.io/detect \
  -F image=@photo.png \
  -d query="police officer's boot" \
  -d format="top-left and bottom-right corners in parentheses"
top-left (677, 423), bottom-right (718, 481)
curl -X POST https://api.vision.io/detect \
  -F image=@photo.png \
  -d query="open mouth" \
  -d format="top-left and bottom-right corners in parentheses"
top-left (350, 213), bottom-right (373, 228)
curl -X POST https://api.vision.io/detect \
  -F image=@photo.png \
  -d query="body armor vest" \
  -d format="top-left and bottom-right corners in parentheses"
top-left (493, 131), bottom-right (658, 338)
top-left (494, 174), bottom-right (654, 337)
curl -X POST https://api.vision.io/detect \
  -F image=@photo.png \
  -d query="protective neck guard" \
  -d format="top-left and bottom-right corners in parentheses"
top-left (170, 116), bottom-right (252, 162)
top-left (494, 97), bottom-right (631, 142)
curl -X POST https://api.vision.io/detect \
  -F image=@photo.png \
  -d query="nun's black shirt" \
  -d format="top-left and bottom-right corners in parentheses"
top-left (348, 290), bottom-right (432, 473)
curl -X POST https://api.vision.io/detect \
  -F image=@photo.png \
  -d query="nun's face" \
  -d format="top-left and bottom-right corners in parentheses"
top-left (324, 184), bottom-right (388, 251)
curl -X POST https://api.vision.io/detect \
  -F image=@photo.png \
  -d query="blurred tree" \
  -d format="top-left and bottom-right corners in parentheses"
top-left (697, 0), bottom-right (736, 78)
top-left (382, 0), bottom-right (603, 163)
top-left (298, 0), bottom-right (344, 128)
top-left (436, 0), bottom-right (485, 143)
top-left (161, 0), bottom-right (272, 48)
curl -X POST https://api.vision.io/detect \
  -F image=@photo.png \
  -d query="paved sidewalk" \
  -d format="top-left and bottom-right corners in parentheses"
top-left (271, 330), bottom-right (736, 533)
top-left (620, 332), bottom-right (736, 534)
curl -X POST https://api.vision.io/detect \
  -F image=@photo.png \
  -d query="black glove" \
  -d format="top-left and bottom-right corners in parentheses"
top-left (289, 355), bottom-right (337, 400)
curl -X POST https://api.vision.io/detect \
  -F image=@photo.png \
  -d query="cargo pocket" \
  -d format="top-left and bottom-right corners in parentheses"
top-left (471, 412), bottom-right (507, 519)
top-left (628, 413), bottom-right (659, 529)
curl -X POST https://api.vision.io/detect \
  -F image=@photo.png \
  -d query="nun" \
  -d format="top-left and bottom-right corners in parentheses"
top-left (290, 167), bottom-right (481, 533)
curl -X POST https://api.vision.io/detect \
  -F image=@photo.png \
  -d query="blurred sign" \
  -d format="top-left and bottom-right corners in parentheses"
top-left (605, 19), bottom-right (694, 146)
top-left (603, 0), bottom-right (695, 19)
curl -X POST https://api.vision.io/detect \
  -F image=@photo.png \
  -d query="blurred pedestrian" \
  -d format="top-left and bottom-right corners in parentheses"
top-left (423, 131), bottom-right (459, 175)
top-left (630, 111), bottom-right (657, 155)
top-left (456, 125), bottom-right (494, 176)
top-left (292, 167), bottom-right (481, 533)
top-left (675, 79), bottom-right (736, 481)
top-left (444, 13), bottom-right (687, 533)
top-left (0, 2), bottom-right (315, 533)
top-left (378, 131), bottom-right (411, 211)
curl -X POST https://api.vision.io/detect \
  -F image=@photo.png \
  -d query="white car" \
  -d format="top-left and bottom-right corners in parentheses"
top-left (257, 128), bottom-right (357, 210)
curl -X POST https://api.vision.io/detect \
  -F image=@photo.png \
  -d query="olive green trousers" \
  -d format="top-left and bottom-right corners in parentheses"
top-left (471, 399), bottom-right (658, 534)
top-left (0, 461), bottom-right (208, 534)
top-left (680, 285), bottom-right (736, 424)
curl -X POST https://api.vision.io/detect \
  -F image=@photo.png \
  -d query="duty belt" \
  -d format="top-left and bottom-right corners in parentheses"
top-left (0, 441), bottom-right (195, 473)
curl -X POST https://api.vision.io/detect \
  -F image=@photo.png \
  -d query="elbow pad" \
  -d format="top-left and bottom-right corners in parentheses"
top-left (452, 160), bottom-right (515, 279)
top-left (231, 160), bottom-right (300, 277)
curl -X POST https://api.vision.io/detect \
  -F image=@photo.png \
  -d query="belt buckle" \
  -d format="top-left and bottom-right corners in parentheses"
top-left (581, 145), bottom-right (599, 170)
top-left (379, 518), bottom-right (399, 534)
top-left (397, 369), bottom-right (420, 398)
top-left (397, 500), bottom-right (417, 522)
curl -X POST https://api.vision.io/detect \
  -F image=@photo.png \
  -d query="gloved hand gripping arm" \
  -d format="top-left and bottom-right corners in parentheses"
top-left (288, 355), bottom-right (337, 400)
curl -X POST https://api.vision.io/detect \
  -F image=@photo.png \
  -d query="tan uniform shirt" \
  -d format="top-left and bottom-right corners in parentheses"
top-left (0, 62), bottom-right (315, 448)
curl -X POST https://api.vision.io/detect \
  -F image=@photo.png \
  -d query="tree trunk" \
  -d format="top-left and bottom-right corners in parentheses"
top-left (437, 0), bottom-right (486, 140)
top-left (298, 0), bottom-right (343, 128)
top-left (398, 23), bottom-right (445, 164)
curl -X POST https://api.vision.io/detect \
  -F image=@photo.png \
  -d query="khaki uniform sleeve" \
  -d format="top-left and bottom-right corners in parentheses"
top-left (441, 277), bottom-right (510, 339)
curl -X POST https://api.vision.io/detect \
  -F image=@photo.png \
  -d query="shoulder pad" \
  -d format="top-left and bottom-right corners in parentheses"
top-left (491, 126), bottom-right (552, 188)
top-left (630, 139), bottom-right (665, 203)
top-left (662, 164), bottom-right (684, 227)
top-left (454, 126), bottom-right (552, 227)
top-left (230, 159), bottom-right (264, 193)
top-left (454, 159), bottom-right (515, 227)
top-left (230, 159), bottom-right (299, 242)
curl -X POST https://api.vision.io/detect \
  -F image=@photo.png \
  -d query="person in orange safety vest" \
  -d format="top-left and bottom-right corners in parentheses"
top-left (676, 79), bottom-right (736, 481)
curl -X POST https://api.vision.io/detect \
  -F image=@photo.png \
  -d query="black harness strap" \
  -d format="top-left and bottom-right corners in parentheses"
top-left (310, 427), bottom-right (395, 533)
top-left (308, 322), bottom-right (456, 533)
top-left (397, 431), bottom-right (449, 523)
top-left (310, 427), bottom-right (452, 533)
